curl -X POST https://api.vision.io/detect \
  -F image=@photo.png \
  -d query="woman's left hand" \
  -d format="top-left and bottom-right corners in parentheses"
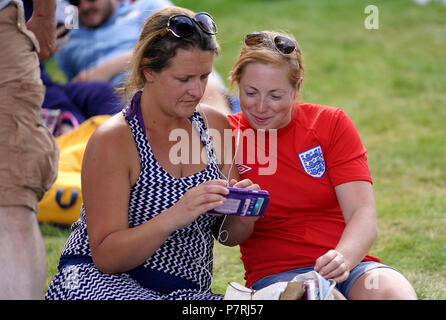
top-left (314, 249), bottom-right (350, 283)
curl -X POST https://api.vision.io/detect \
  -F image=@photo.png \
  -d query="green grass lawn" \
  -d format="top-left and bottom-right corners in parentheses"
top-left (40, 0), bottom-right (446, 299)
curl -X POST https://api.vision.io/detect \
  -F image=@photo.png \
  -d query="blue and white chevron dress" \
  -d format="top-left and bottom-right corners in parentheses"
top-left (45, 91), bottom-right (224, 300)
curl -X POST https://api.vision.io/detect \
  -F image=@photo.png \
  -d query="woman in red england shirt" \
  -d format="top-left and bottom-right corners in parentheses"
top-left (227, 31), bottom-right (417, 299)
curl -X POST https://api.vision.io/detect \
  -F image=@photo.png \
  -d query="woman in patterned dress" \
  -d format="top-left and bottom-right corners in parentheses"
top-left (45, 6), bottom-right (258, 300)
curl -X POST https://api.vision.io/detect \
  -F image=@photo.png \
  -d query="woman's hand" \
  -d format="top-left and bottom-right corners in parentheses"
top-left (314, 181), bottom-right (377, 284)
top-left (228, 178), bottom-right (261, 224)
top-left (314, 249), bottom-right (350, 283)
top-left (165, 179), bottom-right (229, 230)
top-left (212, 178), bottom-right (261, 246)
top-left (230, 178), bottom-right (261, 226)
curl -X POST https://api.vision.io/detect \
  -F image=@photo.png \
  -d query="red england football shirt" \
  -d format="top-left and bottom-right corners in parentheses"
top-left (228, 101), bottom-right (380, 288)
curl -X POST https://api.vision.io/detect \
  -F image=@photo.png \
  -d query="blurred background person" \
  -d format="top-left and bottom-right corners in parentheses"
top-left (56, 0), bottom-right (233, 114)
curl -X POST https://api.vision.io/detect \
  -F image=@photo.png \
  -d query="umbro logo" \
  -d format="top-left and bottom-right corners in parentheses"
top-left (237, 164), bottom-right (252, 175)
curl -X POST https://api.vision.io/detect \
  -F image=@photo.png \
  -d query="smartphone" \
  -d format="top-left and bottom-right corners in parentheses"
top-left (208, 187), bottom-right (270, 217)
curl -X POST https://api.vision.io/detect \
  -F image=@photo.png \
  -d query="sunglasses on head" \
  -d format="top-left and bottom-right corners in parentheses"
top-left (68, 0), bottom-right (96, 6)
top-left (244, 32), bottom-right (297, 55)
top-left (160, 12), bottom-right (217, 38)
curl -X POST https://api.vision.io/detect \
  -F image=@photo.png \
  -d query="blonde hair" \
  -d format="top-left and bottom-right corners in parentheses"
top-left (229, 30), bottom-right (303, 90)
top-left (119, 6), bottom-right (220, 102)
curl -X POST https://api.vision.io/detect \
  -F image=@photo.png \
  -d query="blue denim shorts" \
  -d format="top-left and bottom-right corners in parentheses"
top-left (251, 261), bottom-right (398, 299)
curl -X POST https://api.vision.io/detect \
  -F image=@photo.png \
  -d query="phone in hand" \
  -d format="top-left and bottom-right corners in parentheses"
top-left (208, 187), bottom-right (270, 217)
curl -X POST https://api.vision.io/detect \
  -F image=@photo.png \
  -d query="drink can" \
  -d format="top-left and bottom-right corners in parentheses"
top-left (304, 279), bottom-right (319, 300)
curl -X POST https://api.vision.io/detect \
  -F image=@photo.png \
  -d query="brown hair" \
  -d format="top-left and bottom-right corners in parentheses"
top-left (119, 6), bottom-right (220, 101)
top-left (229, 30), bottom-right (303, 90)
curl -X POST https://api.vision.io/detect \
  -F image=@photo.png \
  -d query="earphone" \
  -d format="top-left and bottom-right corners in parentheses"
top-left (190, 105), bottom-right (242, 297)
top-left (192, 213), bottom-right (228, 297)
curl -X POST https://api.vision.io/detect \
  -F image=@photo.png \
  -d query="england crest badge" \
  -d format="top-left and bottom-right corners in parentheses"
top-left (298, 145), bottom-right (326, 178)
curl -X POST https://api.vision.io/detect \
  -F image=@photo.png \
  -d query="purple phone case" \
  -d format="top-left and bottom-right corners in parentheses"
top-left (208, 187), bottom-right (270, 217)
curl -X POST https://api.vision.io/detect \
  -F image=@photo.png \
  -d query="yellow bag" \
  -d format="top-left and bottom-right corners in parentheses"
top-left (37, 115), bottom-right (111, 226)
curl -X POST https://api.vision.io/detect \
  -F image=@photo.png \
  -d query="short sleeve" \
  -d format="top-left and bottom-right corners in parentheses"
top-left (324, 109), bottom-right (372, 186)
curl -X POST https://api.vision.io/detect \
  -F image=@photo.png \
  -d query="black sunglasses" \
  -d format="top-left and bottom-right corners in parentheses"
top-left (68, 0), bottom-right (96, 6)
top-left (244, 32), bottom-right (297, 55)
top-left (160, 12), bottom-right (217, 38)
